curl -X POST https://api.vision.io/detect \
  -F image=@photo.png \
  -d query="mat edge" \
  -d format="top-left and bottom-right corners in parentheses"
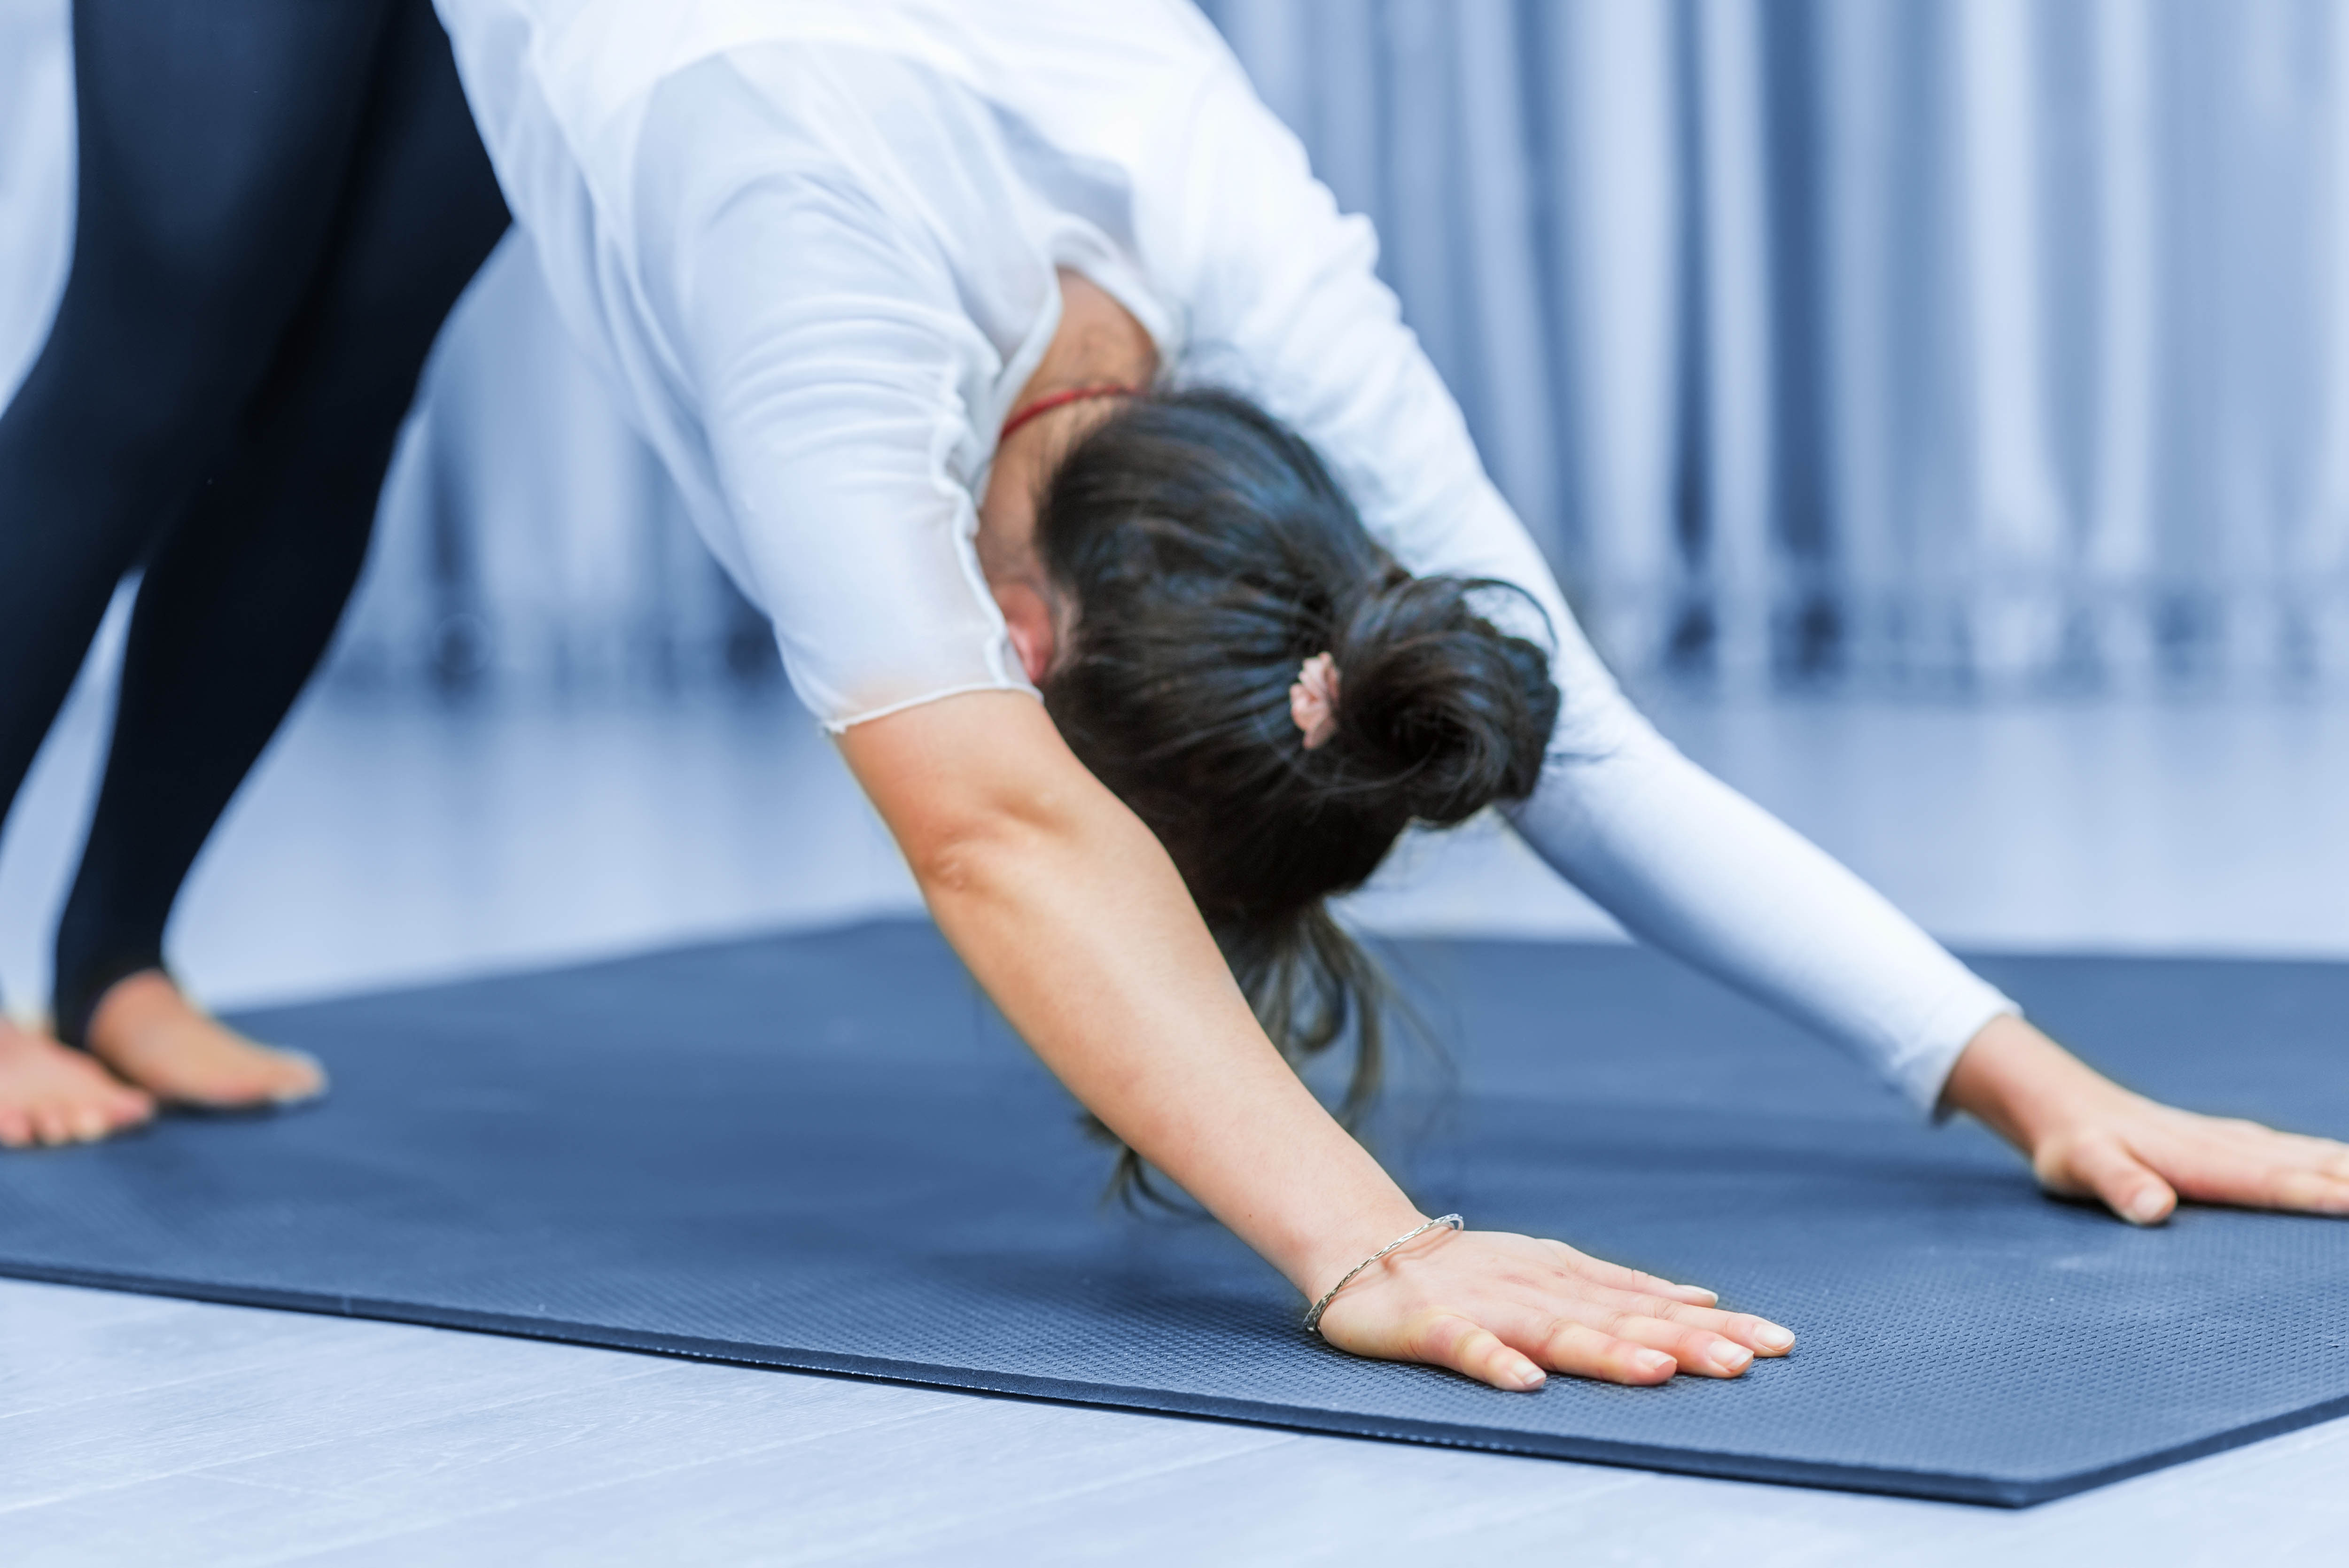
top-left (9, 1257), bottom-right (2333, 1508)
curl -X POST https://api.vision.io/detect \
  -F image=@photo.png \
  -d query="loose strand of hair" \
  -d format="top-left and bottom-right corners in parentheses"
top-left (1092, 901), bottom-right (1412, 1211)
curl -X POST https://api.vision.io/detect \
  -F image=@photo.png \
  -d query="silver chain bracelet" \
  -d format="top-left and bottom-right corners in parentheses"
top-left (1302, 1214), bottom-right (1464, 1336)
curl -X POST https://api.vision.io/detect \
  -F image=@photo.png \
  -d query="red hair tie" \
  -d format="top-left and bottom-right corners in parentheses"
top-left (999, 383), bottom-right (1140, 444)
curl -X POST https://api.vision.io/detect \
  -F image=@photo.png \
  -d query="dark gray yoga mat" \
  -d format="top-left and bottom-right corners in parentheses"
top-left (2, 921), bottom-right (2345, 1506)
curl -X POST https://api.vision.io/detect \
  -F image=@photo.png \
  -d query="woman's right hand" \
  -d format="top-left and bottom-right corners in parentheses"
top-left (1313, 1226), bottom-right (1796, 1390)
top-left (842, 695), bottom-right (1792, 1391)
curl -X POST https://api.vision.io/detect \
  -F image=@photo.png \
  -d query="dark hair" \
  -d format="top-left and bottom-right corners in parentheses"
top-left (1034, 388), bottom-right (1562, 1203)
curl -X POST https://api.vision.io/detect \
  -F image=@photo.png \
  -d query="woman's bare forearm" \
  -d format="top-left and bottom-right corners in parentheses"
top-left (839, 691), bottom-right (1800, 1390)
top-left (837, 690), bottom-right (1422, 1297)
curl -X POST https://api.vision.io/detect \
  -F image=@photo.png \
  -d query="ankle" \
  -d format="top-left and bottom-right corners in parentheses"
top-left (54, 950), bottom-right (171, 1049)
top-left (84, 969), bottom-right (187, 1058)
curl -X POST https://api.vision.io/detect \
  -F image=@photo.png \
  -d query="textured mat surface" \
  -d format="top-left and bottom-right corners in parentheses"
top-left (2, 922), bottom-right (2346, 1506)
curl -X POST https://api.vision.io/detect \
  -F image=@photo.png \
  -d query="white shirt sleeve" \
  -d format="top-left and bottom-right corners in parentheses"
top-left (668, 153), bottom-right (1034, 729)
top-left (1159, 59), bottom-right (2017, 1114)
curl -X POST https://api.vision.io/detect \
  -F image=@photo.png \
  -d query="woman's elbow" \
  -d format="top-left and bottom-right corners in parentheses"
top-left (835, 689), bottom-right (1127, 898)
top-left (898, 805), bottom-right (1034, 901)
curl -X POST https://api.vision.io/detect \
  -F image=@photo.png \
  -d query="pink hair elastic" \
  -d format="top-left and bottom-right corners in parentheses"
top-left (1290, 652), bottom-right (1341, 749)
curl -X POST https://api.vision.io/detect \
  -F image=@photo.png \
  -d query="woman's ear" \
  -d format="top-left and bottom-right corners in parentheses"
top-left (996, 581), bottom-right (1058, 684)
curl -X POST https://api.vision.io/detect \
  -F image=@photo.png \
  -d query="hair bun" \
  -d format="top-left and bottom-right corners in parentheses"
top-left (1329, 575), bottom-right (1559, 825)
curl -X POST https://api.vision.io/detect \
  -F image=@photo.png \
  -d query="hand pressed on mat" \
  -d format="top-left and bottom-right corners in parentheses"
top-left (1312, 1226), bottom-right (1795, 1391)
top-left (1943, 1013), bottom-right (2349, 1225)
top-left (844, 692), bottom-right (1795, 1394)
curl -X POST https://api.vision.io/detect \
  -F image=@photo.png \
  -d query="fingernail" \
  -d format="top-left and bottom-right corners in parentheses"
top-left (1515, 1366), bottom-right (1546, 1390)
top-left (2127, 1190), bottom-right (2169, 1224)
top-left (1712, 1343), bottom-right (1752, 1373)
top-left (1636, 1350), bottom-right (1674, 1375)
top-left (1754, 1324), bottom-right (1795, 1352)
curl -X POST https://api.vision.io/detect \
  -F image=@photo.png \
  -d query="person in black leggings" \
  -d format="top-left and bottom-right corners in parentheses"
top-left (0, 0), bottom-right (508, 1146)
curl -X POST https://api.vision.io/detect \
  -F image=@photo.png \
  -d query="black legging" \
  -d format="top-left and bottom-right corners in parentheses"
top-left (0, 0), bottom-right (508, 1044)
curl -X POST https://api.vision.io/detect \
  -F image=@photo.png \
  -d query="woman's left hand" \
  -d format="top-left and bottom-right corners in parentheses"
top-left (1941, 1013), bottom-right (2349, 1224)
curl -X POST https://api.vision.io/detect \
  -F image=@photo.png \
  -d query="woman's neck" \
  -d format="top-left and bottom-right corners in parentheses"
top-left (989, 271), bottom-right (1157, 496)
top-left (976, 271), bottom-right (1159, 680)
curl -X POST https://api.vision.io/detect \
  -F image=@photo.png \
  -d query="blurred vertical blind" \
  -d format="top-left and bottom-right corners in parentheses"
top-left (7, 0), bottom-right (2349, 692)
top-left (1205, 0), bottom-right (2349, 691)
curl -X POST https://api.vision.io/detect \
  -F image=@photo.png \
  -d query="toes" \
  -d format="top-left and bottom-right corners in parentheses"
top-left (269, 1048), bottom-right (329, 1104)
top-left (0, 1025), bottom-right (154, 1149)
top-left (31, 1106), bottom-right (74, 1147)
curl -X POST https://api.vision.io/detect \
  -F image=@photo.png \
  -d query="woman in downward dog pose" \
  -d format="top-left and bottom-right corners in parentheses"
top-left (29, 0), bottom-right (2341, 1382)
top-left (407, 0), bottom-right (2349, 1388)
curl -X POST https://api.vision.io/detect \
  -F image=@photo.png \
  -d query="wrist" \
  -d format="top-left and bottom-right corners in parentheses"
top-left (1939, 1013), bottom-right (2135, 1155)
top-left (1279, 1191), bottom-right (1432, 1304)
top-left (1300, 1213), bottom-right (1463, 1333)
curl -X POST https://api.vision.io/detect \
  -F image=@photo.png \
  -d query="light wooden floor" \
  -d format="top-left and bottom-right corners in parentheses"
top-left (8, 1277), bottom-right (2349, 1566)
top-left (5, 642), bottom-right (2349, 1563)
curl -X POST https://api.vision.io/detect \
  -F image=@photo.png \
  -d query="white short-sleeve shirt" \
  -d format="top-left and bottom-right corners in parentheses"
top-left (434, 0), bottom-right (2019, 1112)
top-left (434, 0), bottom-right (1573, 729)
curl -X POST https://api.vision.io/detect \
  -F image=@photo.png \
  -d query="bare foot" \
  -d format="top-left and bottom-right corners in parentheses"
top-left (84, 971), bottom-right (327, 1110)
top-left (0, 1016), bottom-right (156, 1148)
